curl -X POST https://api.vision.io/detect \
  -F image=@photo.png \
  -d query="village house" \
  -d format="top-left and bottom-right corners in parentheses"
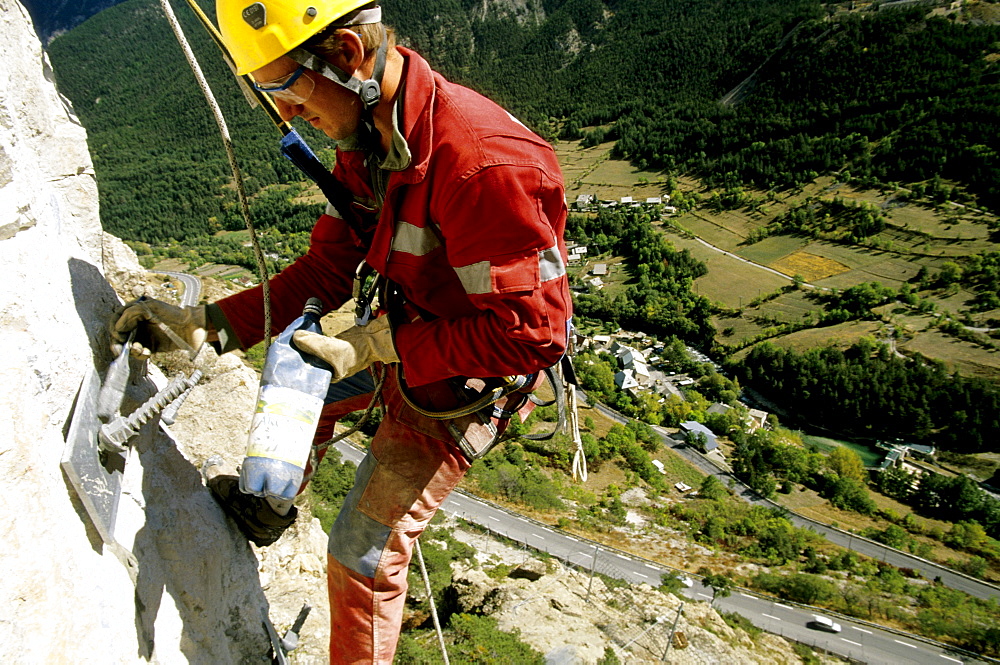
top-left (707, 403), bottom-right (731, 417)
top-left (680, 421), bottom-right (719, 453)
top-left (574, 193), bottom-right (596, 210)
top-left (591, 334), bottom-right (612, 349)
top-left (656, 380), bottom-right (684, 399)
top-left (232, 276), bottom-right (256, 288)
top-left (614, 368), bottom-right (640, 391)
top-left (746, 408), bottom-right (769, 432)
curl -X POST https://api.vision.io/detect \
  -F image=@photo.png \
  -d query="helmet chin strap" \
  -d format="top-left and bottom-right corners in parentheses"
top-left (287, 29), bottom-right (388, 154)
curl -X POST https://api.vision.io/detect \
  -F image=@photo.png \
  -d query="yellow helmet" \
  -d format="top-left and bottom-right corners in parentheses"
top-left (217, 0), bottom-right (381, 75)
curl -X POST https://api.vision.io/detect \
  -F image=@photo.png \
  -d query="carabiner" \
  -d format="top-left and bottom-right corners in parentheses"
top-left (353, 261), bottom-right (381, 326)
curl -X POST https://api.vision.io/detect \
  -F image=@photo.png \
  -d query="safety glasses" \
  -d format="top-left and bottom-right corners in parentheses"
top-left (252, 65), bottom-right (316, 105)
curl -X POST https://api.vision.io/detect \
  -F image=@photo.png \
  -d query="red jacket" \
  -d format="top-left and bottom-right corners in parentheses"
top-left (216, 48), bottom-right (571, 387)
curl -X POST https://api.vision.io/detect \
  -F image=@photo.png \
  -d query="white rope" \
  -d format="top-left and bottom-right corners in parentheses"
top-left (569, 381), bottom-right (588, 482)
top-left (414, 538), bottom-right (450, 664)
top-left (159, 0), bottom-right (272, 349)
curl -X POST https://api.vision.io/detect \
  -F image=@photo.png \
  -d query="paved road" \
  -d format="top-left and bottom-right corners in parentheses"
top-left (331, 440), bottom-right (988, 664)
top-left (661, 434), bottom-right (1000, 602)
top-left (157, 271), bottom-right (201, 307)
top-left (715, 590), bottom-right (978, 665)
top-left (588, 393), bottom-right (1000, 603)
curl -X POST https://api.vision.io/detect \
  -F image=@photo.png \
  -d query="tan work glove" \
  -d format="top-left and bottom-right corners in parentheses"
top-left (110, 298), bottom-right (208, 359)
top-left (292, 315), bottom-right (399, 382)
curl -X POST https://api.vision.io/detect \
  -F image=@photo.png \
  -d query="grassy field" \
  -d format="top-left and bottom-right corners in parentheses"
top-left (921, 287), bottom-right (1000, 325)
top-left (900, 328), bottom-right (1000, 380)
top-left (735, 236), bottom-right (810, 268)
top-left (554, 139), bottom-right (669, 203)
top-left (669, 236), bottom-right (790, 308)
top-left (886, 207), bottom-right (992, 241)
top-left (713, 315), bottom-right (775, 347)
top-left (657, 178), bottom-right (1000, 386)
top-left (754, 290), bottom-right (818, 323)
top-left (727, 320), bottom-right (886, 363)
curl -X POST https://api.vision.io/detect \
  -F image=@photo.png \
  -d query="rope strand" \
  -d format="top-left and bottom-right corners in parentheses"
top-left (159, 0), bottom-right (272, 348)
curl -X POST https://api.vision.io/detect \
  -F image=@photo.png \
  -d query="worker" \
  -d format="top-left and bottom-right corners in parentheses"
top-left (109, 0), bottom-right (571, 661)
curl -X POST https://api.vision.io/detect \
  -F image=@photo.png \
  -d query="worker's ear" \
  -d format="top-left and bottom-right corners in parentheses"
top-left (335, 29), bottom-right (367, 77)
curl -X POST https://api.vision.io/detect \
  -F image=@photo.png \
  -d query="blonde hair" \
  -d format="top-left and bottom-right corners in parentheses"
top-left (306, 22), bottom-right (396, 65)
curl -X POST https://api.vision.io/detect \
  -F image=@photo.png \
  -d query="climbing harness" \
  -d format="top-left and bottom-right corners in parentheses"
top-left (349, 261), bottom-right (583, 462)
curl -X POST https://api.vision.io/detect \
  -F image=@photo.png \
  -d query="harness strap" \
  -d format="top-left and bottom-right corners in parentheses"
top-left (396, 369), bottom-right (532, 420)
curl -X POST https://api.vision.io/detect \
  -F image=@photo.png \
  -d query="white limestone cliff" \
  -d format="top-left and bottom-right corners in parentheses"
top-left (0, 1), bottom-right (329, 661)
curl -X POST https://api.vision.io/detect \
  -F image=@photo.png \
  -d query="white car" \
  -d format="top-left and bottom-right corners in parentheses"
top-left (808, 615), bottom-right (842, 633)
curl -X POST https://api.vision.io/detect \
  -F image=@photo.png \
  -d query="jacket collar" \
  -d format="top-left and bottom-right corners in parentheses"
top-left (393, 47), bottom-right (434, 185)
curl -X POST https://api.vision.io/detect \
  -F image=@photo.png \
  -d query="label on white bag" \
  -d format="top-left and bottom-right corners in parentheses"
top-left (246, 385), bottom-right (323, 466)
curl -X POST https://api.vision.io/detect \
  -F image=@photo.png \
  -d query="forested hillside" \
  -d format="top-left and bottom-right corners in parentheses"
top-left (20, 0), bottom-right (126, 43)
top-left (47, 0), bottom-right (330, 242)
top-left (50, 0), bottom-right (1000, 246)
top-left (46, 0), bottom-right (824, 243)
top-left (612, 8), bottom-right (1000, 210)
top-left (731, 340), bottom-right (1000, 454)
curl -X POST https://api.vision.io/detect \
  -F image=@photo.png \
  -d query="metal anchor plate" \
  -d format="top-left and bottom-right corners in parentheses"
top-left (62, 366), bottom-right (126, 544)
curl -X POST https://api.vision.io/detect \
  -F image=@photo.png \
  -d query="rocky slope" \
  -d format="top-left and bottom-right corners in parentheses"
top-left (442, 525), bottom-right (835, 664)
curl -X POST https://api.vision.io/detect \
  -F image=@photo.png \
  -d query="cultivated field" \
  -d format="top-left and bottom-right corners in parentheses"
top-left (552, 140), bottom-right (1000, 383)
top-left (668, 235), bottom-right (790, 308)
top-left (554, 140), bottom-right (668, 203)
top-left (770, 250), bottom-right (851, 283)
top-left (735, 236), bottom-right (810, 270)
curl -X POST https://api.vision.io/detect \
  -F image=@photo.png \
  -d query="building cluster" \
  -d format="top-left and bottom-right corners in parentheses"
top-left (876, 441), bottom-right (936, 473)
top-left (571, 193), bottom-right (678, 215)
top-left (576, 331), bottom-right (768, 462)
top-left (577, 332), bottom-right (685, 397)
top-left (566, 244), bottom-right (590, 265)
top-left (566, 249), bottom-right (611, 290)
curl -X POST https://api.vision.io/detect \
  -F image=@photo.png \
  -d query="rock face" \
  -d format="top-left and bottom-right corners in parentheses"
top-left (0, 1), bottom-right (330, 661)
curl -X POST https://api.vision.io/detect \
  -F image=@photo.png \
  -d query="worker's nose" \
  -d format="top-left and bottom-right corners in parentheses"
top-left (274, 98), bottom-right (301, 122)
